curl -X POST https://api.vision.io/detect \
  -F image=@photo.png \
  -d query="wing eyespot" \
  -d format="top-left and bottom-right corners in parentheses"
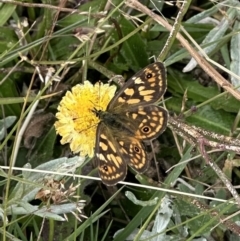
top-left (102, 165), bottom-right (108, 171)
top-left (146, 72), bottom-right (153, 79)
top-left (142, 126), bottom-right (151, 133)
top-left (134, 146), bottom-right (140, 153)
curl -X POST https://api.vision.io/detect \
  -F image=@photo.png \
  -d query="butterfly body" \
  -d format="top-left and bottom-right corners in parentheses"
top-left (93, 109), bottom-right (129, 133)
top-left (94, 62), bottom-right (168, 185)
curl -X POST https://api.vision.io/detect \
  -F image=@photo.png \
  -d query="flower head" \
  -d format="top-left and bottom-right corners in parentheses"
top-left (55, 81), bottom-right (116, 157)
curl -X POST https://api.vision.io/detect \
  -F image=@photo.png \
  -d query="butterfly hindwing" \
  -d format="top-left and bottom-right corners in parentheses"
top-left (118, 136), bottom-right (149, 173)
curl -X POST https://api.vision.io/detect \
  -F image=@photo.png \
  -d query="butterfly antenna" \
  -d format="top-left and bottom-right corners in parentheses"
top-left (96, 80), bottom-right (102, 111)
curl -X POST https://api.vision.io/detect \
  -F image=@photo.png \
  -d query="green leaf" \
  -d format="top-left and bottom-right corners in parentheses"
top-left (28, 126), bottom-right (57, 164)
top-left (0, 3), bottom-right (16, 26)
top-left (0, 77), bottom-right (21, 117)
top-left (111, 17), bottom-right (149, 71)
top-left (168, 68), bottom-right (240, 113)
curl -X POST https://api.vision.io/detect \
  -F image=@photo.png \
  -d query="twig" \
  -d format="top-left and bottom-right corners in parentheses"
top-left (159, 0), bottom-right (192, 61)
top-left (0, 0), bottom-right (105, 16)
top-left (168, 116), bottom-right (240, 154)
top-left (168, 116), bottom-right (240, 207)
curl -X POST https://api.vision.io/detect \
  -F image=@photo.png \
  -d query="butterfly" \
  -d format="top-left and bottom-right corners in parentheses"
top-left (93, 62), bottom-right (168, 185)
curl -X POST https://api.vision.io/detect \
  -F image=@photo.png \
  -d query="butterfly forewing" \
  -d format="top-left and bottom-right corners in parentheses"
top-left (96, 123), bottom-right (127, 185)
top-left (107, 62), bottom-right (166, 110)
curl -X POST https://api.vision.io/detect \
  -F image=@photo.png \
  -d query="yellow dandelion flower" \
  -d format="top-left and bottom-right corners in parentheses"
top-left (55, 81), bottom-right (116, 157)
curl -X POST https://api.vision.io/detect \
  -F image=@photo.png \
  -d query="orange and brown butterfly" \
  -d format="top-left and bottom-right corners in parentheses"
top-left (55, 62), bottom-right (168, 186)
top-left (93, 62), bottom-right (168, 185)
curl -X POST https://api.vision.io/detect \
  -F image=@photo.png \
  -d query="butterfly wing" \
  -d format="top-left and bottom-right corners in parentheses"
top-left (108, 62), bottom-right (168, 141)
top-left (95, 123), bottom-right (127, 185)
top-left (107, 62), bottom-right (166, 110)
top-left (118, 136), bottom-right (149, 173)
top-left (126, 105), bottom-right (168, 140)
top-left (96, 122), bottom-right (148, 185)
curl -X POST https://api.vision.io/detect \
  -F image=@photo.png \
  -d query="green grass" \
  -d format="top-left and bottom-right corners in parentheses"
top-left (1, 0), bottom-right (240, 240)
